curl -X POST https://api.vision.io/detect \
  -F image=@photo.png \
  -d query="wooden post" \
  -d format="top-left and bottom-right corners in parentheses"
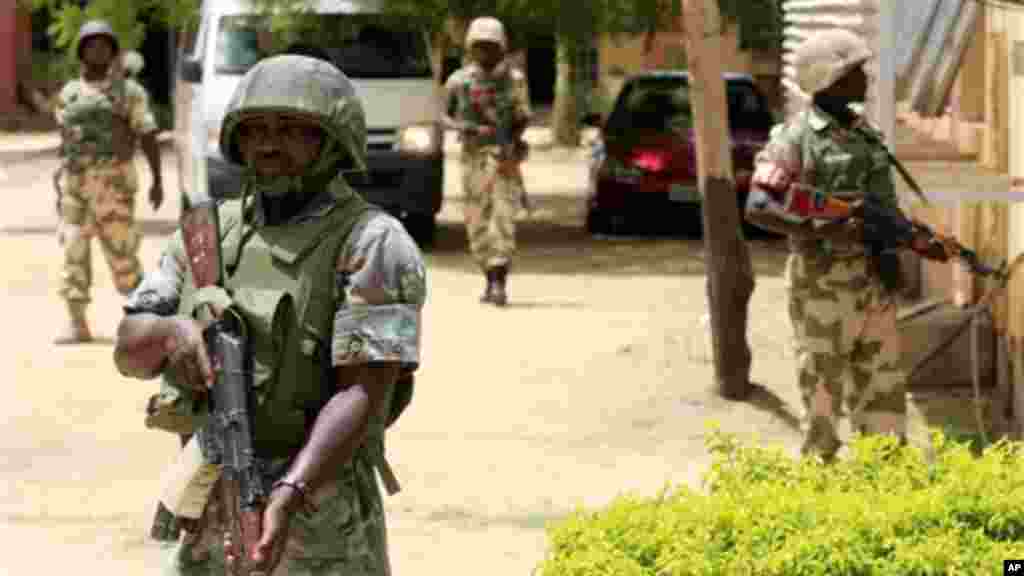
top-left (681, 0), bottom-right (754, 399)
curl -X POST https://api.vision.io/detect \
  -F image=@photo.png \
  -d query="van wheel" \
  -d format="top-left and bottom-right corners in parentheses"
top-left (403, 214), bottom-right (437, 251)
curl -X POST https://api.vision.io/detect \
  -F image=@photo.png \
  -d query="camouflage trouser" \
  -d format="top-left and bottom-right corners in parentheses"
top-left (57, 160), bottom-right (143, 303)
top-left (785, 252), bottom-right (907, 459)
top-left (164, 451), bottom-right (391, 576)
top-left (462, 150), bottom-right (522, 268)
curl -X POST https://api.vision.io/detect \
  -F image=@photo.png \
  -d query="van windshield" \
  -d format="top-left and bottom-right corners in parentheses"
top-left (215, 13), bottom-right (432, 78)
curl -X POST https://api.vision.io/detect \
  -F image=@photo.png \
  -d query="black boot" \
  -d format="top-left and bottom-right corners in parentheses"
top-left (491, 265), bottom-right (508, 307)
top-left (480, 268), bottom-right (496, 303)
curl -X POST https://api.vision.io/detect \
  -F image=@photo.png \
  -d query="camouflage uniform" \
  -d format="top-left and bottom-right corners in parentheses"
top-left (446, 61), bottom-right (531, 269)
top-left (55, 59), bottom-right (156, 302)
top-left (123, 55), bottom-right (426, 575)
top-left (126, 189), bottom-right (424, 575)
top-left (753, 105), bottom-right (907, 459)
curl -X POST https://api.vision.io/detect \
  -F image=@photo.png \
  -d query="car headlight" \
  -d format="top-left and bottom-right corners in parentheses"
top-left (398, 124), bottom-right (438, 154)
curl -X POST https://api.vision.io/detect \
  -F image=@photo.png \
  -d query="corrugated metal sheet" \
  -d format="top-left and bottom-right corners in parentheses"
top-left (903, 0), bottom-right (980, 116)
top-left (781, 0), bottom-right (978, 120)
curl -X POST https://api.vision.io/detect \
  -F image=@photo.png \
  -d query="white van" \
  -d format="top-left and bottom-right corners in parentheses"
top-left (176, 0), bottom-right (443, 245)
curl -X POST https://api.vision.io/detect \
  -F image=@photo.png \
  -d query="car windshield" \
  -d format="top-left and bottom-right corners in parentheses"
top-left (215, 13), bottom-right (431, 78)
top-left (605, 77), bottom-right (771, 135)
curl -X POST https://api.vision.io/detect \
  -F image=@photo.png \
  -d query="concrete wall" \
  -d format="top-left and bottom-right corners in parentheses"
top-left (596, 24), bottom-right (781, 112)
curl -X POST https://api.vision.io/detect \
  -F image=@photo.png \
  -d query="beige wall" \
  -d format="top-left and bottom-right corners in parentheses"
top-left (596, 24), bottom-right (781, 111)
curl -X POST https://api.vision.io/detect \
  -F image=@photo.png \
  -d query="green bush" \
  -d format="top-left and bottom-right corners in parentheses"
top-left (537, 425), bottom-right (1024, 575)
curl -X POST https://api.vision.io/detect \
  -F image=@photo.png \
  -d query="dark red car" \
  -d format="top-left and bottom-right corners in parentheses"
top-left (583, 71), bottom-right (777, 235)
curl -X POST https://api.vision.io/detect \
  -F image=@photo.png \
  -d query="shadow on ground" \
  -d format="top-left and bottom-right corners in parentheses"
top-left (0, 219), bottom-right (178, 237)
top-left (744, 381), bottom-right (803, 433)
top-left (428, 195), bottom-right (789, 278)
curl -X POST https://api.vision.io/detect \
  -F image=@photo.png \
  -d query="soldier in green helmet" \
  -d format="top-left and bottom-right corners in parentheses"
top-left (113, 54), bottom-right (426, 575)
top-left (54, 19), bottom-right (165, 344)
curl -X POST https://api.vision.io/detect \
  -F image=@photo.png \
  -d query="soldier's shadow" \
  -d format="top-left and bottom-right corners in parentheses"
top-left (52, 336), bottom-right (116, 347)
top-left (499, 300), bottom-right (586, 310)
top-left (0, 219), bottom-right (178, 237)
top-left (743, 381), bottom-right (803, 433)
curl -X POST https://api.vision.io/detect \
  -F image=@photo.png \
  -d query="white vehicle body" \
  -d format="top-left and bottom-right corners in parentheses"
top-left (177, 0), bottom-right (443, 243)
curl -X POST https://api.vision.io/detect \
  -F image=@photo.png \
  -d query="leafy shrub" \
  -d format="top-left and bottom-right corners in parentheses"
top-left (537, 425), bottom-right (1024, 575)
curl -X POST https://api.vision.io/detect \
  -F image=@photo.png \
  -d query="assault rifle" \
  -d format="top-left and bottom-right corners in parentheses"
top-left (180, 199), bottom-right (266, 575)
top-left (752, 182), bottom-right (1009, 284)
top-left (490, 79), bottom-right (531, 214)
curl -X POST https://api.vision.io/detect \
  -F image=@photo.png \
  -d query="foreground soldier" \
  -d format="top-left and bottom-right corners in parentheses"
top-left (745, 30), bottom-right (930, 461)
top-left (113, 55), bottom-right (426, 574)
top-left (55, 19), bottom-right (164, 344)
top-left (443, 16), bottom-right (531, 306)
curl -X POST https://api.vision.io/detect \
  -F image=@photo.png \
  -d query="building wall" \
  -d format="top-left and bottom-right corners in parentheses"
top-left (596, 24), bottom-right (781, 112)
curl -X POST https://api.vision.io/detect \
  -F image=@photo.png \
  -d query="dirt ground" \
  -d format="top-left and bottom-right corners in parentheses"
top-left (0, 151), bottom-right (807, 575)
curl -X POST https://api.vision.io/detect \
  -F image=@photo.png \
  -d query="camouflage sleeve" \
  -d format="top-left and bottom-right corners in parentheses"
top-left (54, 82), bottom-right (75, 127)
top-left (332, 213), bottom-right (426, 369)
top-left (509, 67), bottom-right (531, 120)
top-left (443, 69), bottom-right (462, 118)
top-left (751, 119), bottom-right (806, 193)
top-left (125, 79), bottom-right (159, 135)
top-left (123, 231), bottom-right (186, 316)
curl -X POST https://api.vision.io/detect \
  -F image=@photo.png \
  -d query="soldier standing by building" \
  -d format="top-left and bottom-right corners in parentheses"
top-left (54, 20), bottom-right (164, 344)
top-left (113, 54), bottom-right (425, 575)
top-left (745, 29), bottom-right (939, 461)
top-left (443, 16), bottom-right (531, 306)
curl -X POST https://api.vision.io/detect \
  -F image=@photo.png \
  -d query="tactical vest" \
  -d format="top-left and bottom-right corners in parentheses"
top-left (180, 191), bottom-right (378, 459)
top-left (454, 64), bottom-right (517, 150)
top-left (59, 77), bottom-right (130, 170)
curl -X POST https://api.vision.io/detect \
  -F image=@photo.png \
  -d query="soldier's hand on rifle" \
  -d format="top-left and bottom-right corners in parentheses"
top-left (163, 315), bottom-right (217, 391)
top-left (816, 218), bottom-right (863, 245)
top-left (237, 483), bottom-right (297, 575)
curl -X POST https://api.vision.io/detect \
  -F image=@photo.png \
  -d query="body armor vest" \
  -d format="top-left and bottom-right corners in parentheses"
top-left (454, 64), bottom-right (517, 150)
top-left (179, 190), bottom-right (378, 458)
top-left (59, 77), bottom-right (130, 170)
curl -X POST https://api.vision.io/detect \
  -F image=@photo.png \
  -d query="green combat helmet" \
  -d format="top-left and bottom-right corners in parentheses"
top-left (218, 54), bottom-right (368, 201)
top-left (76, 19), bottom-right (120, 61)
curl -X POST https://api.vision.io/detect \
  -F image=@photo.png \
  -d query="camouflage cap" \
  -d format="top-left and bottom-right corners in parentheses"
top-left (76, 19), bottom-right (120, 61)
top-left (219, 54), bottom-right (367, 173)
top-left (465, 17), bottom-right (507, 51)
top-left (792, 29), bottom-right (872, 96)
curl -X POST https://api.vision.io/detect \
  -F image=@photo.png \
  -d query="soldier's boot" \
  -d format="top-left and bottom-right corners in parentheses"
top-left (491, 265), bottom-right (508, 307)
top-left (54, 301), bottom-right (93, 345)
top-left (480, 268), bottom-right (498, 304)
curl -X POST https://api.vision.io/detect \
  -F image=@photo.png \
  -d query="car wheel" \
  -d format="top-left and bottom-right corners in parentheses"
top-left (586, 209), bottom-right (619, 236)
top-left (403, 214), bottom-right (437, 251)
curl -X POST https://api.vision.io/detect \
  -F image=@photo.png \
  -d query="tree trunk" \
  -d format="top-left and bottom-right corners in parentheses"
top-left (681, 0), bottom-right (754, 399)
top-left (551, 36), bottom-right (579, 147)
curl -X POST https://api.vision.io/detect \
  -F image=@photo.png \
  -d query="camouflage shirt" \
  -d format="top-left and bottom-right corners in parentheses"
top-left (55, 73), bottom-right (157, 170)
top-left (124, 180), bottom-right (427, 371)
top-left (752, 105), bottom-right (898, 254)
top-left (444, 60), bottom-right (531, 152)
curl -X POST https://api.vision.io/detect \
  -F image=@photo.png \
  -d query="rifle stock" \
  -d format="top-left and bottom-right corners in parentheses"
top-left (181, 201), bottom-right (266, 575)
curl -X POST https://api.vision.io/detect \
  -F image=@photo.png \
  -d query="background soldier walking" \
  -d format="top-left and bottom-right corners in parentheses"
top-left (443, 16), bottom-right (531, 306)
top-left (54, 19), bottom-right (164, 344)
